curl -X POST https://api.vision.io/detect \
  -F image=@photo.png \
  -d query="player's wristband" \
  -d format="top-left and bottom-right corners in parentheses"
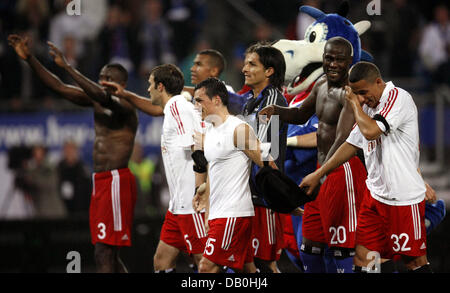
top-left (193, 164), bottom-right (207, 173)
top-left (286, 136), bottom-right (298, 147)
top-left (372, 114), bottom-right (390, 133)
top-left (192, 150), bottom-right (208, 169)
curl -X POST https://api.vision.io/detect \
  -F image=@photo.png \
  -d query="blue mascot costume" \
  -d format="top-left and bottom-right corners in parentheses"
top-left (272, 1), bottom-right (371, 273)
top-left (274, 1), bottom-right (445, 273)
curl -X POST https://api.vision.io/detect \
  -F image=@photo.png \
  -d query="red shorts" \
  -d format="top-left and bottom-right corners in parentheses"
top-left (160, 210), bottom-right (207, 254)
top-left (251, 206), bottom-right (285, 261)
top-left (203, 217), bottom-right (253, 270)
top-left (89, 168), bottom-right (137, 247)
top-left (282, 214), bottom-right (300, 259)
top-left (302, 156), bottom-right (367, 249)
top-left (356, 190), bottom-right (427, 259)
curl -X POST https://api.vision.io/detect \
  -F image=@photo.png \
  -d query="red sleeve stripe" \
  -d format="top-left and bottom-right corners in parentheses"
top-left (170, 102), bottom-right (185, 135)
top-left (351, 122), bottom-right (357, 130)
top-left (380, 88), bottom-right (398, 118)
top-left (170, 105), bottom-right (181, 134)
top-left (379, 89), bottom-right (393, 117)
top-left (173, 102), bottom-right (185, 134)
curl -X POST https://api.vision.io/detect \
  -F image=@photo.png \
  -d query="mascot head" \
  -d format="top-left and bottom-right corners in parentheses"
top-left (273, 1), bottom-right (372, 96)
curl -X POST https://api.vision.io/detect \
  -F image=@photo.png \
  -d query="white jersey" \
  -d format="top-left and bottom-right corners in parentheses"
top-left (204, 116), bottom-right (254, 219)
top-left (346, 81), bottom-right (426, 206)
top-left (161, 95), bottom-right (202, 214)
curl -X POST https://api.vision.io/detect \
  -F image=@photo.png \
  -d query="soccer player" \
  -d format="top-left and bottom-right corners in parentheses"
top-left (102, 64), bottom-right (207, 273)
top-left (189, 49), bottom-right (233, 92)
top-left (7, 34), bottom-right (162, 273)
top-left (259, 37), bottom-right (367, 273)
top-left (300, 61), bottom-right (433, 273)
top-left (240, 43), bottom-right (289, 273)
top-left (192, 77), bottom-right (276, 273)
top-left (186, 49), bottom-right (245, 115)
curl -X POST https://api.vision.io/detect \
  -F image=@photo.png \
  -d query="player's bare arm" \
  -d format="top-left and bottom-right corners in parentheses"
top-left (7, 34), bottom-right (92, 106)
top-left (100, 81), bottom-right (164, 116)
top-left (193, 175), bottom-right (209, 212)
top-left (286, 132), bottom-right (317, 148)
top-left (47, 42), bottom-right (135, 112)
top-left (258, 76), bottom-right (324, 125)
top-left (300, 142), bottom-right (358, 196)
top-left (324, 90), bottom-right (356, 162)
top-left (345, 86), bottom-right (382, 140)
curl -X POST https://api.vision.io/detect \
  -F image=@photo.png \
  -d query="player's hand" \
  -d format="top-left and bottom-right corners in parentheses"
top-left (193, 130), bottom-right (204, 151)
top-left (425, 182), bottom-right (437, 204)
top-left (192, 183), bottom-right (207, 212)
top-left (100, 80), bottom-right (126, 97)
top-left (47, 41), bottom-right (69, 68)
top-left (7, 34), bottom-right (31, 60)
top-left (204, 220), bottom-right (210, 234)
top-left (345, 86), bottom-right (364, 107)
top-left (299, 171), bottom-right (321, 196)
top-left (258, 105), bottom-right (276, 124)
top-left (291, 207), bottom-right (304, 216)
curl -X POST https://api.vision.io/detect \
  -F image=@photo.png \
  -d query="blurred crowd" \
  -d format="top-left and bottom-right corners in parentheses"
top-left (0, 0), bottom-right (448, 111)
top-left (0, 0), bottom-right (449, 220)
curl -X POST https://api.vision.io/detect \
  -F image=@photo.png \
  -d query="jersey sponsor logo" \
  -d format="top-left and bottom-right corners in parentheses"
top-left (121, 234), bottom-right (129, 241)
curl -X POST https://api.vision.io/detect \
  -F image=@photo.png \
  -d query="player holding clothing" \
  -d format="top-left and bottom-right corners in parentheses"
top-left (192, 77), bottom-right (277, 273)
top-left (301, 61), bottom-right (432, 273)
top-left (103, 64), bottom-right (207, 272)
top-left (240, 43), bottom-right (289, 273)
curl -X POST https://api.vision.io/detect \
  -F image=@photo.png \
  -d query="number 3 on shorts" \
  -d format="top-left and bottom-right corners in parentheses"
top-left (98, 222), bottom-right (106, 240)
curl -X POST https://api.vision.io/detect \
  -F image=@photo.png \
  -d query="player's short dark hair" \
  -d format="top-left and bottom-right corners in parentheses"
top-left (150, 64), bottom-right (184, 95)
top-left (105, 63), bottom-right (128, 83)
top-left (349, 61), bottom-right (381, 83)
top-left (245, 43), bottom-right (286, 91)
top-left (325, 37), bottom-right (354, 57)
top-left (194, 77), bottom-right (229, 106)
top-left (198, 49), bottom-right (226, 76)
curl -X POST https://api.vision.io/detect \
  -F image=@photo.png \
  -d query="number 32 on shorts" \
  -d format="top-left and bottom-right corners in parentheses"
top-left (391, 233), bottom-right (411, 252)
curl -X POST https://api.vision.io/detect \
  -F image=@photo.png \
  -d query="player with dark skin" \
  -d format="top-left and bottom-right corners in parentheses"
top-left (8, 34), bottom-right (161, 272)
top-left (259, 37), bottom-right (356, 253)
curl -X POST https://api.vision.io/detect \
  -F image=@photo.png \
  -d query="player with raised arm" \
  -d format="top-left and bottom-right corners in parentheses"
top-left (7, 34), bottom-right (162, 273)
top-left (103, 64), bottom-right (207, 273)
